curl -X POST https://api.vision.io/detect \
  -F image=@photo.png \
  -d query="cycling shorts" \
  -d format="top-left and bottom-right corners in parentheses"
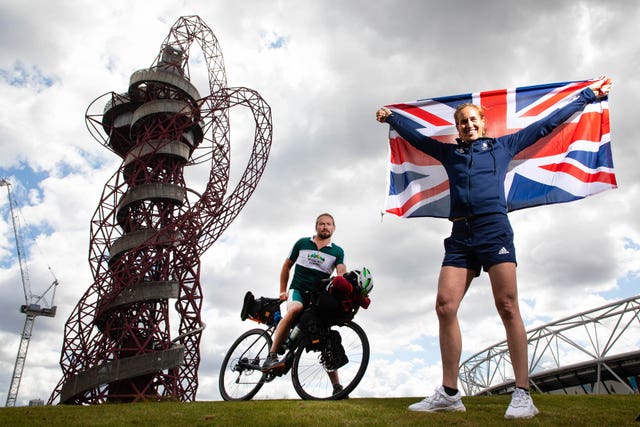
top-left (442, 213), bottom-right (517, 275)
top-left (288, 289), bottom-right (305, 304)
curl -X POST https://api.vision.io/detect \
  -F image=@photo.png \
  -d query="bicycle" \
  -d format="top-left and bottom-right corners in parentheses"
top-left (219, 291), bottom-right (370, 401)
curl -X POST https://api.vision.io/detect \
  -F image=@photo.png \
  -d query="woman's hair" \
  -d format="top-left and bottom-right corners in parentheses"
top-left (454, 103), bottom-right (487, 136)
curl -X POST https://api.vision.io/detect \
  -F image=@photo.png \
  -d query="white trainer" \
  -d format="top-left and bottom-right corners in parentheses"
top-left (504, 388), bottom-right (539, 419)
top-left (408, 386), bottom-right (466, 412)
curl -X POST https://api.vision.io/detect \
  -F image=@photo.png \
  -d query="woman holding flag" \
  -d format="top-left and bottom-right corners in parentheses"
top-left (376, 77), bottom-right (611, 419)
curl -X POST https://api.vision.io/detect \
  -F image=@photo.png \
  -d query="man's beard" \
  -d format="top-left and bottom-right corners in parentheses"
top-left (317, 230), bottom-right (332, 239)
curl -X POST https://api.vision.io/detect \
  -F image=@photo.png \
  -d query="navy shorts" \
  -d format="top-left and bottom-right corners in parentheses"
top-left (442, 213), bottom-right (517, 275)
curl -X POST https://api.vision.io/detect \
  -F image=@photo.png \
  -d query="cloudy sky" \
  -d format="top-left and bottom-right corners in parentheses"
top-left (1, 0), bottom-right (639, 405)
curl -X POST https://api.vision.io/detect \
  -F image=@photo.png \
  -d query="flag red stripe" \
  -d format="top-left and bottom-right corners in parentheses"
top-left (514, 110), bottom-right (609, 160)
top-left (387, 103), bottom-right (452, 126)
top-left (521, 81), bottom-right (592, 117)
top-left (386, 181), bottom-right (450, 216)
top-left (538, 162), bottom-right (618, 185)
top-left (390, 137), bottom-right (443, 166)
top-left (480, 89), bottom-right (509, 135)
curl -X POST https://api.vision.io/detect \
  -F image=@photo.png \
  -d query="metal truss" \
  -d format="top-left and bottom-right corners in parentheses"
top-left (48, 15), bottom-right (272, 404)
top-left (459, 295), bottom-right (640, 396)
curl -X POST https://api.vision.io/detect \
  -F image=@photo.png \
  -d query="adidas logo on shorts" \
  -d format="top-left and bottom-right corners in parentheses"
top-left (498, 247), bottom-right (510, 255)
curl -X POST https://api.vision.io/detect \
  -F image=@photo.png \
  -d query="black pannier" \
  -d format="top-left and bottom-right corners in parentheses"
top-left (240, 291), bottom-right (281, 326)
top-left (298, 310), bottom-right (328, 351)
top-left (321, 330), bottom-right (348, 370)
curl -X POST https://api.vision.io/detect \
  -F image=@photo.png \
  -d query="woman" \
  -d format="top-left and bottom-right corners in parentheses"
top-left (376, 78), bottom-right (611, 419)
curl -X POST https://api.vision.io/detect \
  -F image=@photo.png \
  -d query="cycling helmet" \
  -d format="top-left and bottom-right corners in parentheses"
top-left (354, 267), bottom-right (373, 296)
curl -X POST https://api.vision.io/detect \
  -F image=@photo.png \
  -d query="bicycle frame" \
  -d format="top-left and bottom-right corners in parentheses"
top-left (219, 313), bottom-right (370, 401)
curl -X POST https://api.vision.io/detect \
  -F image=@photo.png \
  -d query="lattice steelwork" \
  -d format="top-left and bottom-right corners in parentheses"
top-left (49, 15), bottom-right (272, 404)
top-left (459, 295), bottom-right (640, 396)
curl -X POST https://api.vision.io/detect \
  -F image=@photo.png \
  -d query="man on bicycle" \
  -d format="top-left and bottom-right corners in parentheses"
top-left (263, 213), bottom-right (346, 391)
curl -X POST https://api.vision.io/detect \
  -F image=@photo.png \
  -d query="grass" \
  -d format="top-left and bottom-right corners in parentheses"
top-left (0, 395), bottom-right (638, 426)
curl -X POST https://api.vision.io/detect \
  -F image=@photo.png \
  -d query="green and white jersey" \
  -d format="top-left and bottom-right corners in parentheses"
top-left (288, 237), bottom-right (345, 292)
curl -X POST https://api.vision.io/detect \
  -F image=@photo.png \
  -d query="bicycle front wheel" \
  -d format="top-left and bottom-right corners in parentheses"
top-left (219, 328), bottom-right (272, 401)
top-left (291, 320), bottom-right (369, 400)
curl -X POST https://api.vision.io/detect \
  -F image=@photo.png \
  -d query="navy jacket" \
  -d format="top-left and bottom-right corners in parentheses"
top-left (385, 88), bottom-right (597, 220)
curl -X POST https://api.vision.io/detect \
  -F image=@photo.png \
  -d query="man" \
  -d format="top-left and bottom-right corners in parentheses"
top-left (263, 213), bottom-right (346, 392)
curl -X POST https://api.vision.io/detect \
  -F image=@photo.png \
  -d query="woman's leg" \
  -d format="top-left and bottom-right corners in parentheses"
top-left (488, 262), bottom-right (529, 389)
top-left (436, 266), bottom-right (475, 388)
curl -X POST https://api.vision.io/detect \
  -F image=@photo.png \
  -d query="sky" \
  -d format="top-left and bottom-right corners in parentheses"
top-left (0, 0), bottom-right (639, 405)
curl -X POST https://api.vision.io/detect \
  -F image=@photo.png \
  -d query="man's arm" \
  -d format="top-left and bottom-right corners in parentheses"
top-left (279, 258), bottom-right (294, 300)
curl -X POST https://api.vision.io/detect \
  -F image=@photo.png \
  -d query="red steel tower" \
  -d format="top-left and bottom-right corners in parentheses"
top-left (49, 15), bottom-right (272, 404)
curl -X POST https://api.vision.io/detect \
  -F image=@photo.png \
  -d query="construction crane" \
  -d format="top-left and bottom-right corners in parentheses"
top-left (1, 179), bottom-right (58, 407)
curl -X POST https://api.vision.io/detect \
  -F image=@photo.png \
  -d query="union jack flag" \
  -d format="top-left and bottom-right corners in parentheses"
top-left (384, 78), bottom-right (617, 218)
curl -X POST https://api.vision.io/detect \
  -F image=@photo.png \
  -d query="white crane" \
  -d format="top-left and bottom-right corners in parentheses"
top-left (1, 179), bottom-right (58, 407)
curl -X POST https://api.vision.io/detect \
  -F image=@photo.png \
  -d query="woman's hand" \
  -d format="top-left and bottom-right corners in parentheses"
top-left (589, 77), bottom-right (612, 98)
top-left (376, 107), bottom-right (392, 123)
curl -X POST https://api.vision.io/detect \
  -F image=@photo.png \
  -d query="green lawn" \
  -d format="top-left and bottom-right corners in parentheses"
top-left (1, 395), bottom-right (638, 426)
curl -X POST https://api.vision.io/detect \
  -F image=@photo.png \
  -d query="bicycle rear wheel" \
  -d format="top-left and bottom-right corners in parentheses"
top-left (219, 328), bottom-right (272, 401)
top-left (291, 320), bottom-right (369, 400)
